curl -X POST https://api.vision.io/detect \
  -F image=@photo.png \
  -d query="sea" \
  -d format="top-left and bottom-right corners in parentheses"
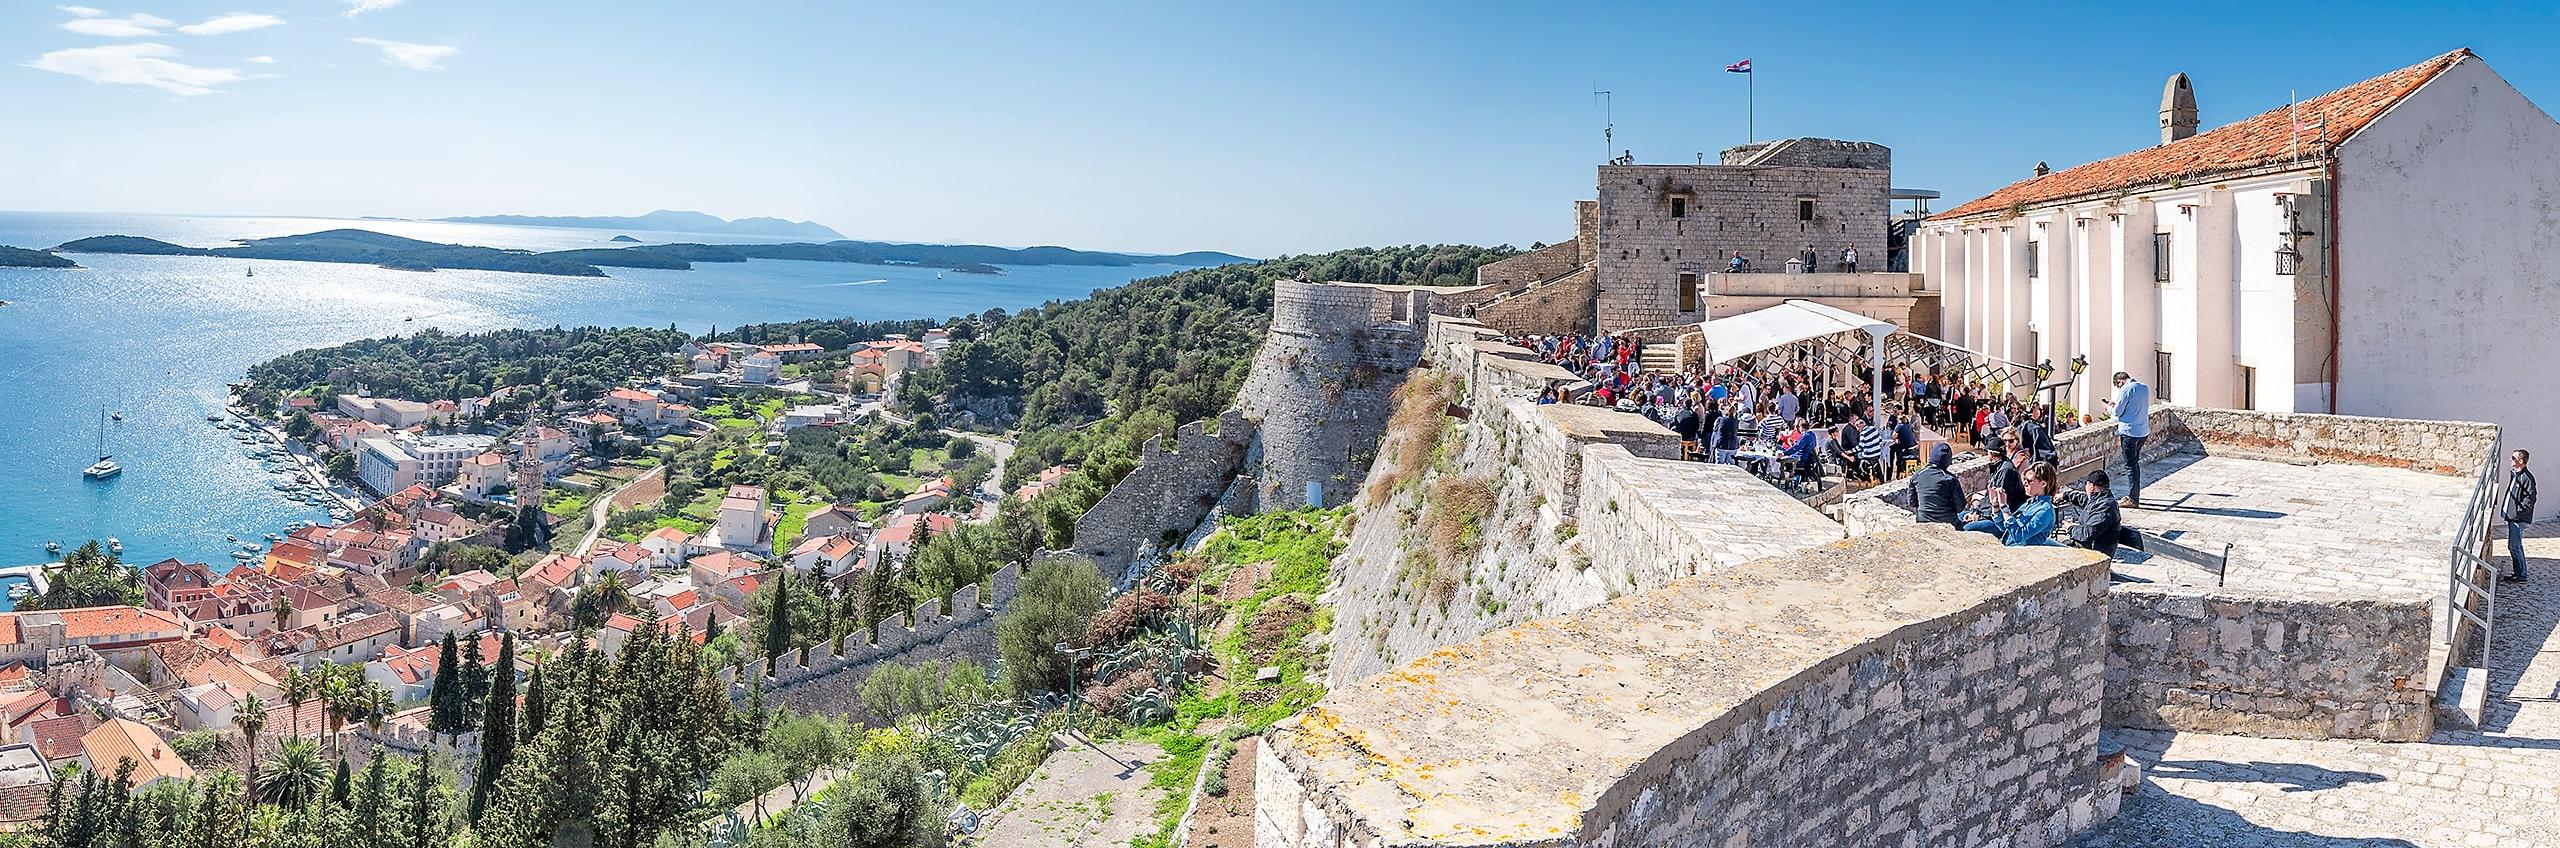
top-left (0, 211), bottom-right (1192, 598)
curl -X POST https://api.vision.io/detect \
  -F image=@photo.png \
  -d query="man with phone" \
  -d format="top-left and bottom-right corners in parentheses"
top-left (2102, 371), bottom-right (2152, 509)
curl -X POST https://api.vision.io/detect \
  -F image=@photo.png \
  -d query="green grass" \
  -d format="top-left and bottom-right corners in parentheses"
top-left (771, 497), bottom-right (832, 555)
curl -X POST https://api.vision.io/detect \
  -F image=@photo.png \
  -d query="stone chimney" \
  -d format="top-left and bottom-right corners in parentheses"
top-left (2160, 73), bottom-right (2199, 144)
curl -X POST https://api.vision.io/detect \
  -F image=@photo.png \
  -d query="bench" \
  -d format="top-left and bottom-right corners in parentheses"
top-left (2125, 529), bottom-right (2230, 586)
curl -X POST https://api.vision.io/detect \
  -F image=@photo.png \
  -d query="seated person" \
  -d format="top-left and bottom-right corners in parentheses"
top-left (1909, 444), bottom-right (1966, 527)
top-left (2057, 469), bottom-right (2126, 555)
top-left (1961, 461), bottom-right (2062, 546)
top-left (1783, 424), bottom-right (1823, 482)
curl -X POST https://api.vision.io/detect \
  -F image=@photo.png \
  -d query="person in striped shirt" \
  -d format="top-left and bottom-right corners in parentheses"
top-left (1856, 416), bottom-right (1892, 481)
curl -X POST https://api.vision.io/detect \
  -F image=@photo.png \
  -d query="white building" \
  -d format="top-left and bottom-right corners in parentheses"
top-left (1916, 49), bottom-right (2560, 514)
top-left (358, 433), bottom-right (497, 495)
top-left (357, 437), bottom-right (418, 495)
top-left (741, 351), bottom-right (782, 384)
top-left (713, 484), bottom-right (769, 549)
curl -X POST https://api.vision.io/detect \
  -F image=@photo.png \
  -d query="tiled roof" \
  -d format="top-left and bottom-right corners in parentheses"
top-left (80, 718), bottom-right (190, 785)
top-left (39, 606), bottom-right (187, 641)
top-left (1934, 49), bottom-right (2473, 221)
top-left (314, 612), bottom-right (400, 648)
top-left (24, 714), bottom-right (92, 762)
top-left (521, 553), bottom-right (582, 590)
top-left (645, 526), bottom-right (691, 544)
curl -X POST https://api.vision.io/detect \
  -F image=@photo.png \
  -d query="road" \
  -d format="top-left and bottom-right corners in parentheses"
top-left (573, 466), bottom-right (664, 557)
top-left (944, 430), bottom-right (1016, 520)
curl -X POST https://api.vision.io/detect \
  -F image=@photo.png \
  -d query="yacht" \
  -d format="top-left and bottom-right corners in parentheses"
top-left (82, 409), bottom-right (121, 480)
top-left (43, 542), bottom-right (60, 554)
top-left (107, 538), bottom-right (122, 554)
top-left (6, 584), bottom-right (32, 602)
top-left (263, 533), bottom-right (282, 542)
top-left (232, 550), bottom-right (254, 560)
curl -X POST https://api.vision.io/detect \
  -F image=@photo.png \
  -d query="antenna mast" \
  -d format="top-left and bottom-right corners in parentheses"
top-left (1593, 85), bottom-right (1613, 163)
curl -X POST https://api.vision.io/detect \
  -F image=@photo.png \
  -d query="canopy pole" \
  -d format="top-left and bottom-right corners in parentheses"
top-left (1868, 328), bottom-right (1886, 431)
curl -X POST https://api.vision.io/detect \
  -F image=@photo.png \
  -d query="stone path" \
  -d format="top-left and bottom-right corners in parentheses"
top-left (975, 733), bottom-right (1166, 848)
top-left (2109, 452), bottom-right (2471, 605)
top-left (2073, 521), bottom-right (2560, 847)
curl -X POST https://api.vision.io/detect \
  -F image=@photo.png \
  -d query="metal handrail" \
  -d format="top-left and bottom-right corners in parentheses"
top-left (2442, 436), bottom-right (2504, 666)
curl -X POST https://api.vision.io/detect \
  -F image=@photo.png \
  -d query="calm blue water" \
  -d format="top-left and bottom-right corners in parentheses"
top-left (0, 212), bottom-right (1188, 567)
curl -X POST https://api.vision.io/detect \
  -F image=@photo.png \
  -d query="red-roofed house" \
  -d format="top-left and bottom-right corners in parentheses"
top-left (1918, 49), bottom-right (2560, 478)
top-left (639, 527), bottom-right (694, 571)
top-left (18, 714), bottom-right (93, 766)
top-left (142, 559), bottom-right (217, 611)
top-left (686, 550), bottom-right (763, 591)
top-left (788, 533), bottom-right (862, 578)
top-left (871, 512), bottom-right (959, 561)
top-left (364, 643), bottom-right (443, 703)
top-left (79, 718), bottom-right (191, 789)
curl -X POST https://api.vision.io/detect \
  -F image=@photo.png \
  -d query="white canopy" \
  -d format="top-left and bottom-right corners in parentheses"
top-left (1697, 299), bottom-right (1895, 367)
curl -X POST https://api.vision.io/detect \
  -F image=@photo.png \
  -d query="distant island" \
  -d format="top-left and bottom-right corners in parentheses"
top-left (435, 209), bottom-right (845, 240)
top-left (609, 235), bottom-right (642, 243)
top-left (51, 228), bottom-right (1250, 278)
top-left (0, 246), bottom-right (78, 268)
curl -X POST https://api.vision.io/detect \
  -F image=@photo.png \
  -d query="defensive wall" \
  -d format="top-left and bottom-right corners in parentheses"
top-left (1235, 281), bottom-right (1451, 511)
top-left (1840, 406), bottom-right (2499, 741)
top-left (1069, 410), bottom-right (1254, 575)
top-left (723, 563), bottom-right (1021, 722)
top-left (1260, 528), bottom-right (2131, 848)
top-left (1323, 315), bottom-right (1841, 687)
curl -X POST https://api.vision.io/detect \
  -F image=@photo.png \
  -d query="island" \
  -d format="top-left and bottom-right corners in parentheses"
top-left (435, 209), bottom-right (846, 240)
top-left (609, 235), bottom-right (642, 243)
top-left (52, 228), bottom-right (1252, 278)
top-left (0, 245), bottom-right (78, 268)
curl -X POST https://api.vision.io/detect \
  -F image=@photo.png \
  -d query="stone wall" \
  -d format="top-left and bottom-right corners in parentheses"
top-left (2146, 406), bottom-right (2500, 478)
top-left (1593, 147), bottom-right (1892, 330)
top-left (1261, 528), bottom-right (2123, 848)
top-left (1322, 322), bottom-right (1839, 687)
top-left (1473, 239), bottom-right (1582, 290)
top-left (2106, 584), bottom-right (2434, 741)
top-left (1236, 281), bottom-right (1438, 512)
top-left (1466, 266), bottom-right (1596, 337)
top-left (724, 563), bottom-right (1021, 722)
top-left (1722, 137), bottom-right (1894, 170)
top-left (1070, 411), bottom-right (1253, 573)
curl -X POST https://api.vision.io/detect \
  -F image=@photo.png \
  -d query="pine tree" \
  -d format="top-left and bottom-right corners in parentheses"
top-left (468, 633), bottom-right (519, 823)
top-left (429, 633), bottom-right (461, 733)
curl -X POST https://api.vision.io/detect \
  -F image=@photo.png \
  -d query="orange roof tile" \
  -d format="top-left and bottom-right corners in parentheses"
top-left (1935, 49), bottom-right (2472, 221)
top-left (80, 718), bottom-right (191, 785)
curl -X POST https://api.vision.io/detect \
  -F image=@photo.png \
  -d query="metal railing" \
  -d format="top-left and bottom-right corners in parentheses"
top-left (2442, 436), bottom-right (2505, 666)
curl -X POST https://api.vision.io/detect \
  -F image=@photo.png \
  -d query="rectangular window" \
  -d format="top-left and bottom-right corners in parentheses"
top-left (2238, 365), bottom-right (2257, 411)
top-left (1678, 273), bottom-right (1699, 312)
top-left (2028, 330), bottom-right (2041, 367)
top-left (1670, 197), bottom-right (1687, 219)
top-left (2154, 351), bottom-right (2175, 403)
top-left (2152, 233), bottom-right (2173, 282)
top-left (1798, 199), bottom-right (1816, 221)
top-left (2026, 241), bottom-right (2040, 279)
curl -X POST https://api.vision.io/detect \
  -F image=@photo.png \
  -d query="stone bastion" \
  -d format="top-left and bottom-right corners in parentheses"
top-left (1259, 528), bottom-right (2126, 848)
top-left (1841, 406), bottom-right (2501, 741)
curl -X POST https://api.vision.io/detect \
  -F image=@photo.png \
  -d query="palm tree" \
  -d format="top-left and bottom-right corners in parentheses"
top-left (235, 695), bottom-right (268, 801)
top-left (256, 738), bottom-right (330, 808)
top-left (319, 665), bottom-right (357, 756)
top-left (360, 682), bottom-right (395, 734)
top-left (272, 596), bottom-right (294, 634)
top-left (281, 667), bottom-right (311, 740)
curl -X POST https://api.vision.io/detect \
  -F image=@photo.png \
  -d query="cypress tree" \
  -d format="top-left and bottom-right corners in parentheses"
top-left (519, 664), bottom-right (548, 746)
top-left (406, 755), bottom-right (434, 848)
top-left (428, 633), bottom-right (460, 733)
top-left (358, 749), bottom-right (389, 847)
top-left (467, 633), bottom-right (518, 823)
top-left (330, 758), bottom-right (351, 806)
top-left (762, 567), bottom-right (791, 678)
top-left (459, 636), bottom-right (488, 729)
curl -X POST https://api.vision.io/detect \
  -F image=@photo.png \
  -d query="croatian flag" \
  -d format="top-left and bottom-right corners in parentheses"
top-left (1726, 58), bottom-right (1752, 74)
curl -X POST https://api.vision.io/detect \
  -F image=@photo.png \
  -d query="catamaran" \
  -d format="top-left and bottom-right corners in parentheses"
top-left (82, 408), bottom-right (121, 480)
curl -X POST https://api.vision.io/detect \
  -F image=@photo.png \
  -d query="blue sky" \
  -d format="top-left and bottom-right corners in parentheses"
top-left (6, 1), bottom-right (2558, 256)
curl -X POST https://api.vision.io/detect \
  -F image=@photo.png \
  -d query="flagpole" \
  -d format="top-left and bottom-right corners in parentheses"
top-left (1748, 69), bottom-right (1756, 143)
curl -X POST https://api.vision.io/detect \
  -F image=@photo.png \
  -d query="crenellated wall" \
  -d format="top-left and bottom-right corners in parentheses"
top-left (724, 563), bottom-right (1021, 722)
top-left (1070, 412), bottom-right (1254, 574)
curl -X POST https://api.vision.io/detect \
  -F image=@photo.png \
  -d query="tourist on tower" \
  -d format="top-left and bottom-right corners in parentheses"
top-left (2104, 371), bottom-right (2152, 508)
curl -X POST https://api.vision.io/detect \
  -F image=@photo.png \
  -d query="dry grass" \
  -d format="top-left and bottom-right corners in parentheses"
top-left (1366, 370), bottom-right (1458, 506)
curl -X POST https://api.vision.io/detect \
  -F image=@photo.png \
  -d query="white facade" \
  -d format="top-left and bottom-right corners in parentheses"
top-left (1918, 53), bottom-right (2560, 514)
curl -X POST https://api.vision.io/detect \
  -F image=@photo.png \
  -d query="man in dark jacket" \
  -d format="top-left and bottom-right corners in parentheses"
top-left (2060, 469), bottom-right (2124, 555)
top-left (2507, 449), bottom-right (2537, 582)
top-left (1714, 404), bottom-right (1742, 464)
top-left (1672, 403), bottom-right (1702, 460)
top-left (1910, 444), bottom-right (1966, 527)
top-left (2020, 411), bottom-right (2056, 465)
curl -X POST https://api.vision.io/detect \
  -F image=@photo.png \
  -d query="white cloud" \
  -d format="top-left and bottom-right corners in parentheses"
top-left (26, 42), bottom-right (245, 96)
top-left (62, 12), bottom-right (174, 37)
top-left (342, 0), bottom-right (401, 16)
top-left (179, 13), bottom-right (285, 36)
top-left (58, 6), bottom-right (105, 17)
top-left (350, 36), bottom-right (454, 70)
top-left (246, 55), bottom-right (275, 63)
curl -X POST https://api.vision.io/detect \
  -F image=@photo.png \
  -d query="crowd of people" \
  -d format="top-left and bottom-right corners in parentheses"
top-left (1510, 333), bottom-right (2169, 554)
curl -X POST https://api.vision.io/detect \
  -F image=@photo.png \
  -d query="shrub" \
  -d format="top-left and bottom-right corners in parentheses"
top-left (995, 558), bottom-right (1108, 694)
top-left (1083, 589), bottom-right (1176, 648)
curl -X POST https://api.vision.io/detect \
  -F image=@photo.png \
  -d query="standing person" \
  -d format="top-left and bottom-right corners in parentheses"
top-left (1714, 402), bottom-right (1742, 464)
top-left (1729, 252), bottom-right (1748, 273)
top-left (1673, 401), bottom-right (1703, 461)
top-left (2507, 449), bottom-right (2538, 582)
top-left (1856, 416), bottom-right (1891, 481)
top-left (1892, 413), bottom-right (1919, 477)
top-left (1841, 243), bottom-right (1859, 272)
top-left (1800, 244), bottom-right (1819, 270)
top-left (2103, 371), bottom-right (2153, 508)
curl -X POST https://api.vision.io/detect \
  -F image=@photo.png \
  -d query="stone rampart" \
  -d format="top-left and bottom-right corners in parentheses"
top-left (1473, 239), bottom-right (1583, 290)
top-left (1467, 266), bottom-right (1596, 336)
top-left (1236, 280), bottom-right (1438, 511)
top-left (2145, 406), bottom-right (2499, 477)
top-left (1323, 326), bottom-right (1837, 686)
top-left (2107, 585), bottom-right (2433, 741)
top-left (1263, 528), bottom-right (2121, 848)
top-left (724, 564), bottom-right (1021, 721)
top-left (1070, 411), bottom-right (1253, 573)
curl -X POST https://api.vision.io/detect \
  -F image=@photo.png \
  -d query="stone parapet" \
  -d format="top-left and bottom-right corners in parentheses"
top-left (2106, 584), bottom-right (2434, 741)
top-left (1263, 528), bottom-right (2117, 848)
top-left (1071, 410), bottom-right (1254, 570)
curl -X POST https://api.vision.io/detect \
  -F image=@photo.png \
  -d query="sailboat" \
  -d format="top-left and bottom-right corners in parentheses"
top-left (82, 408), bottom-right (121, 480)
top-left (245, 266), bottom-right (255, 278)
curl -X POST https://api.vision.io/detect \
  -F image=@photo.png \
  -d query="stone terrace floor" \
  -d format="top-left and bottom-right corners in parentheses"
top-left (2107, 450), bottom-right (2474, 610)
top-left (2073, 521), bottom-right (2560, 847)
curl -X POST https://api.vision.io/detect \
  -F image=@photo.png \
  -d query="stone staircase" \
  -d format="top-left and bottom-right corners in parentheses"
top-left (1638, 344), bottom-right (1682, 375)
